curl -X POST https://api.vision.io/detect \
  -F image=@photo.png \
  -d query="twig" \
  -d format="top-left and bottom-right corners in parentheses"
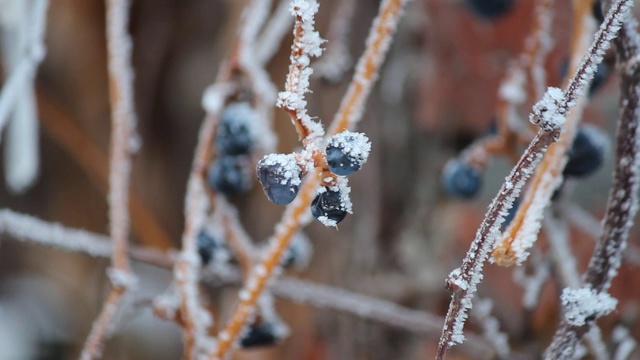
top-left (0, 0), bottom-right (49, 193)
top-left (276, 0), bottom-right (325, 146)
top-left (543, 205), bottom-right (608, 360)
top-left (545, 3), bottom-right (640, 357)
top-left (492, 0), bottom-right (631, 266)
top-left (209, 0), bottom-right (407, 358)
top-left (0, 208), bottom-right (523, 358)
top-left (79, 0), bottom-right (138, 358)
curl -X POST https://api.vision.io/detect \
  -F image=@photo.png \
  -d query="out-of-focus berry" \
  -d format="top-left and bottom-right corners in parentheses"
top-left (564, 125), bottom-right (608, 178)
top-left (442, 159), bottom-right (483, 199)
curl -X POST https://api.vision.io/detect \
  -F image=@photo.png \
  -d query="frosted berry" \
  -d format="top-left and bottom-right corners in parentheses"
top-left (311, 187), bottom-right (348, 224)
top-left (207, 155), bottom-right (251, 195)
top-left (216, 102), bottom-right (256, 155)
top-left (325, 131), bottom-right (371, 176)
top-left (564, 125), bottom-right (608, 178)
top-left (442, 159), bottom-right (483, 199)
top-left (465, 0), bottom-right (516, 19)
top-left (257, 154), bottom-right (302, 205)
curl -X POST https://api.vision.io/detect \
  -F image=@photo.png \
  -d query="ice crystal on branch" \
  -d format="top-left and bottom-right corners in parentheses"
top-left (560, 288), bottom-right (617, 326)
top-left (530, 87), bottom-right (566, 134)
top-left (276, 0), bottom-right (326, 143)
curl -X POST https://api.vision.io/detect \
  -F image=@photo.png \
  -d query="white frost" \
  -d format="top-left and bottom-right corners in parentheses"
top-left (560, 287), bottom-right (617, 326)
top-left (530, 87), bottom-right (566, 133)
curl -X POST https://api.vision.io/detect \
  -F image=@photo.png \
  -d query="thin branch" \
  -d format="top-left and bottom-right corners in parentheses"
top-left (276, 0), bottom-right (325, 145)
top-left (80, 0), bottom-right (138, 358)
top-left (545, 4), bottom-right (640, 357)
top-left (0, 208), bottom-right (529, 358)
top-left (255, 0), bottom-right (293, 65)
top-left (210, 0), bottom-right (407, 358)
top-left (492, 0), bottom-right (631, 266)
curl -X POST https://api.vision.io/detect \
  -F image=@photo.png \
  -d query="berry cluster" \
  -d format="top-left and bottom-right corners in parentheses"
top-left (207, 102), bottom-right (257, 195)
top-left (256, 131), bottom-right (371, 226)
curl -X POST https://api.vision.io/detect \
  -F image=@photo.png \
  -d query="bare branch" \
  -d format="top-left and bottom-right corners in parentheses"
top-left (80, 0), bottom-right (138, 358)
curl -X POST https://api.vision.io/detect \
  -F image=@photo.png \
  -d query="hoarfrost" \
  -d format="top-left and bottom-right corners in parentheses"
top-left (560, 287), bottom-right (617, 326)
top-left (259, 153), bottom-right (302, 187)
top-left (530, 87), bottom-right (566, 133)
top-left (327, 131), bottom-right (372, 167)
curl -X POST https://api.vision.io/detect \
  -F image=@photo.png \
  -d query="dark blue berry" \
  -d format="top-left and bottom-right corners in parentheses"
top-left (563, 125), bottom-right (608, 178)
top-left (207, 156), bottom-right (251, 195)
top-left (589, 61), bottom-right (611, 96)
top-left (502, 197), bottom-right (520, 229)
top-left (325, 132), bottom-right (371, 176)
top-left (216, 103), bottom-right (255, 155)
top-left (442, 159), bottom-right (483, 199)
top-left (465, 0), bottom-right (516, 19)
top-left (197, 231), bottom-right (221, 265)
top-left (257, 155), bottom-right (301, 205)
top-left (593, 1), bottom-right (604, 23)
top-left (311, 188), bottom-right (348, 224)
top-left (240, 322), bottom-right (280, 348)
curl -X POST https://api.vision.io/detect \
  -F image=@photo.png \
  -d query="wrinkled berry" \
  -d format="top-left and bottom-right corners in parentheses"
top-left (564, 125), bottom-right (608, 178)
top-left (442, 159), bottom-right (483, 199)
top-left (257, 154), bottom-right (302, 205)
top-left (208, 156), bottom-right (251, 195)
top-left (311, 187), bottom-right (348, 224)
top-left (240, 322), bottom-right (281, 348)
top-left (325, 131), bottom-right (371, 176)
top-left (465, 0), bottom-right (516, 19)
top-left (216, 102), bottom-right (256, 155)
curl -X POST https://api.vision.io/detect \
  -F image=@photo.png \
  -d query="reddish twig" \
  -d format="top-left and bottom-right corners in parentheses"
top-left (79, 0), bottom-right (138, 358)
top-left (545, 4), bottom-right (640, 357)
top-left (437, 1), bottom-right (633, 357)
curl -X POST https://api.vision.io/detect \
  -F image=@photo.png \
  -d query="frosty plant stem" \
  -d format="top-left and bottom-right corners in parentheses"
top-left (545, 6), bottom-right (640, 358)
top-left (210, 0), bottom-right (406, 358)
top-left (79, 0), bottom-right (138, 358)
top-left (437, 0), bottom-right (633, 358)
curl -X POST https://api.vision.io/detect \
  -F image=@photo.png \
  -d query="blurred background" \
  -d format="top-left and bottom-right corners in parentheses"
top-left (0, 0), bottom-right (638, 359)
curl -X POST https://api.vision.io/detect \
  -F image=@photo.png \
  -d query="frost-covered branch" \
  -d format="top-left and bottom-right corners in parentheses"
top-left (437, 1), bottom-right (633, 357)
top-left (545, 5), bottom-right (640, 357)
top-left (80, 0), bottom-right (138, 358)
top-left (0, 0), bottom-right (49, 193)
top-left (492, 0), bottom-right (632, 267)
top-left (470, 298), bottom-right (511, 359)
top-left (276, 0), bottom-right (325, 145)
top-left (255, 0), bottom-right (293, 65)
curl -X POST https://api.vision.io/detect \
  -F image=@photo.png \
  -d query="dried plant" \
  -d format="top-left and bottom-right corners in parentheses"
top-left (1, 0), bottom-right (640, 359)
